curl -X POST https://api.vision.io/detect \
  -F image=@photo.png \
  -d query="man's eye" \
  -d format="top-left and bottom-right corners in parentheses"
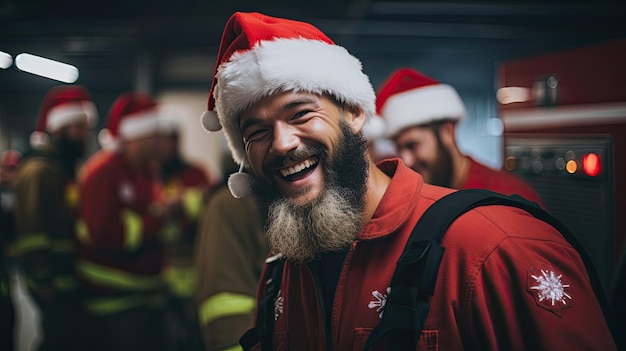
top-left (292, 110), bottom-right (311, 120)
top-left (246, 129), bottom-right (270, 141)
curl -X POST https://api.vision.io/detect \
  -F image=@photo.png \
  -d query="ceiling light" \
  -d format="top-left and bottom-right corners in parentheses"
top-left (15, 53), bottom-right (79, 83)
top-left (0, 51), bottom-right (12, 69)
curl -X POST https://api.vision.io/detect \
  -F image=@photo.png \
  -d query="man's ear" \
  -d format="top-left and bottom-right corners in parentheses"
top-left (438, 121), bottom-right (457, 148)
top-left (343, 104), bottom-right (366, 135)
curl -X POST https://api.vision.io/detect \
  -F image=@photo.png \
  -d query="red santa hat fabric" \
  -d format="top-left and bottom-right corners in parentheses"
top-left (376, 68), bottom-right (466, 138)
top-left (30, 85), bottom-right (98, 148)
top-left (99, 92), bottom-right (160, 150)
top-left (200, 12), bottom-right (376, 167)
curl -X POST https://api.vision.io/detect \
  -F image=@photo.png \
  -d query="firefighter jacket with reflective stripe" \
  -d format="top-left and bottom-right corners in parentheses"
top-left (160, 159), bottom-right (210, 298)
top-left (13, 146), bottom-right (80, 302)
top-left (77, 151), bottom-right (165, 312)
top-left (254, 159), bottom-right (615, 350)
top-left (194, 185), bottom-right (268, 351)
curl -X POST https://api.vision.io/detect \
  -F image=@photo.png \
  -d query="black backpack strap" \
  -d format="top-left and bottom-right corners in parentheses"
top-left (240, 253), bottom-right (285, 351)
top-left (364, 189), bottom-right (610, 350)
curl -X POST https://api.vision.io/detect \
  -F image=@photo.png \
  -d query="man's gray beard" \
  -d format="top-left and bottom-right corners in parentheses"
top-left (265, 186), bottom-right (363, 264)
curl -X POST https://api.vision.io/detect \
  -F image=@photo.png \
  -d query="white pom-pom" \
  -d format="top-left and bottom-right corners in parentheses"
top-left (201, 110), bottom-right (221, 132)
top-left (362, 114), bottom-right (387, 141)
top-left (30, 131), bottom-right (49, 149)
top-left (97, 128), bottom-right (119, 151)
top-left (227, 171), bottom-right (252, 198)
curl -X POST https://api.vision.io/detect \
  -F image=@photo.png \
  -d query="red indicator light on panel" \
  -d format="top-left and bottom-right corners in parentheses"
top-left (583, 153), bottom-right (601, 177)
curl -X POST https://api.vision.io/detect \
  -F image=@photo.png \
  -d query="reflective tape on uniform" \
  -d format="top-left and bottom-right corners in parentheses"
top-left (51, 238), bottom-right (74, 253)
top-left (162, 265), bottom-right (197, 297)
top-left (198, 292), bottom-right (256, 326)
top-left (182, 188), bottom-right (204, 219)
top-left (53, 275), bottom-right (78, 291)
top-left (13, 232), bottom-right (51, 254)
top-left (120, 209), bottom-right (143, 251)
top-left (75, 219), bottom-right (90, 244)
top-left (84, 293), bottom-right (165, 315)
top-left (77, 260), bottom-right (162, 291)
top-left (222, 345), bottom-right (244, 351)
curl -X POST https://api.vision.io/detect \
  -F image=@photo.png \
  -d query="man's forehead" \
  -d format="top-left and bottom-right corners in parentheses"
top-left (239, 91), bottom-right (325, 123)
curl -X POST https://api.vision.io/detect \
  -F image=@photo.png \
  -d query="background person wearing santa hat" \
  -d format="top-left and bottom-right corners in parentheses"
top-left (76, 92), bottom-right (180, 351)
top-left (200, 12), bottom-right (614, 350)
top-left (376, 67), bottom-right (543, 206)
top-left (12, 84), bottom-right (97, 350)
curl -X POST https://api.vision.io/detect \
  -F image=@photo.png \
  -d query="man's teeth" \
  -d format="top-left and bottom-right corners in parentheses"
top-left (280, 158), bottom-right (316, 177)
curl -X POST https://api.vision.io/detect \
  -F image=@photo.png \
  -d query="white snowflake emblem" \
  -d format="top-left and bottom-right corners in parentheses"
top-left (368, 287), bottom-right (391, 319)
top-left (274, 289), bottom-right (283, 321)
top-left (529, 269), bottom-right (572, 306)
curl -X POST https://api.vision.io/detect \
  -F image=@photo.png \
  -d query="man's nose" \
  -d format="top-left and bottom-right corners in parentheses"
top-left (269, 122), bottom-right (299, 156)
top-left (400, 149), bottom-right (416, 169)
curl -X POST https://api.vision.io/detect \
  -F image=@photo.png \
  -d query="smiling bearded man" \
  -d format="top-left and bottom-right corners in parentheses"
top-left (251, 119), bottom-right (368, 263)
top-left (198, 11), bottom-right (616, 351)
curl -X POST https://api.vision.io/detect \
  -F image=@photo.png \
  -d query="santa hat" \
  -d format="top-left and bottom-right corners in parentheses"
top-left (30, 85), bottom-right (98, 148)
top-left (99, 92), bottom-right (160, 150)
top-left (376, 68), bottom-right (466, 138)
top-left (200, 12), bottom-right (376, 197)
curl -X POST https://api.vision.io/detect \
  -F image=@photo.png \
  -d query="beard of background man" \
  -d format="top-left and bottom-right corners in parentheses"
top-left (416, 126), bottom-right (453, 188)
top-left (251, 121), bottom-right (369, 264)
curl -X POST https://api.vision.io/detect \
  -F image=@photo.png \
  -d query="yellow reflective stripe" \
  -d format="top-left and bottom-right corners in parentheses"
top-left (51, 238), bottom-right (74, 253)
top-left (162, 265), bottom-right (196, 298)
top-left (53, 275), bottom-right (78, 291)
top-left (85, 294), bottom-right (165, 315)
top-left (120, 209), bottom-right (143, 251)
top-left (75, 219), bottom-right (90, 244)
top-left (77, 260), bottom-right (162, 291)
top-left (159, 221), bottom-right (182, 244)
top-left (221, 345), bottom-right (243, 351)
top-left (13, 232), bottom-right (51, 254)
top-left (182, 188), bottom-right (203, 219)
top-left (199, 292), bottom-right (256, 326)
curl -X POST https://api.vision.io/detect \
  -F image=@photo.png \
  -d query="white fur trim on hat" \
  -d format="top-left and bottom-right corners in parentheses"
top-left (214, 38), bottom-right (376, 165)
top-left (382, 84), bottom-right (465, 138)
top-left (47, 101), bottom-right (98, 132)
top-left (119, 111), bottom-right (160, 140)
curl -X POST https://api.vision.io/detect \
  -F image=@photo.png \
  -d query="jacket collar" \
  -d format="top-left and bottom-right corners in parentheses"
top-left (359, 158), bottom-right (423, 240)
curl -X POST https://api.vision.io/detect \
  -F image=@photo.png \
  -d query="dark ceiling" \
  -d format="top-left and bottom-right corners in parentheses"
top-left (1, 0), bottom-right (626, 137)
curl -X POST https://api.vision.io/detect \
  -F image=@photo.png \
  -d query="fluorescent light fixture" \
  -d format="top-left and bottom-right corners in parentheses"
top-left (15, 53), bottom-right (79, 83)
top-left (0, 51), bottom-right (12, 69)
top-left (496, 86), bottom-right (530, 104)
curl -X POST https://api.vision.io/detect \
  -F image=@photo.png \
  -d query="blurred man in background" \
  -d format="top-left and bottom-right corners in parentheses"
top-left (0, 149), bottom-right (22, 350)
top-left (193, 154), bottom-right (268, 351)
top-left (13, 85), bottom-right (97, 350)
top-left (77, 92), bottom-right (178, 351)
top-left (155, 117), bottom-right (210, 351)
top-left (376, 68), bottom-right (543, 205)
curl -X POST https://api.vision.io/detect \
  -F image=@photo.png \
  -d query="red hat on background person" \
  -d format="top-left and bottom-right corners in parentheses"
top-left (30, 85), bottom-right (98, 148)
top-left (200, 12), bottom-right (376, 167)
top-left (98, 92), bottom-right (161, 151)
top-left (376, 68), bottom-right (466, 139)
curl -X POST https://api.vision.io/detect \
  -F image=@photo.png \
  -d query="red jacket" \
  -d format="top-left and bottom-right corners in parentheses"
top-left (462, 157), bottom-right (544, 206)
top-left (77, 151), bottom-right (164, 299)
top-left (259, 159), bottom-right (615, 350)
